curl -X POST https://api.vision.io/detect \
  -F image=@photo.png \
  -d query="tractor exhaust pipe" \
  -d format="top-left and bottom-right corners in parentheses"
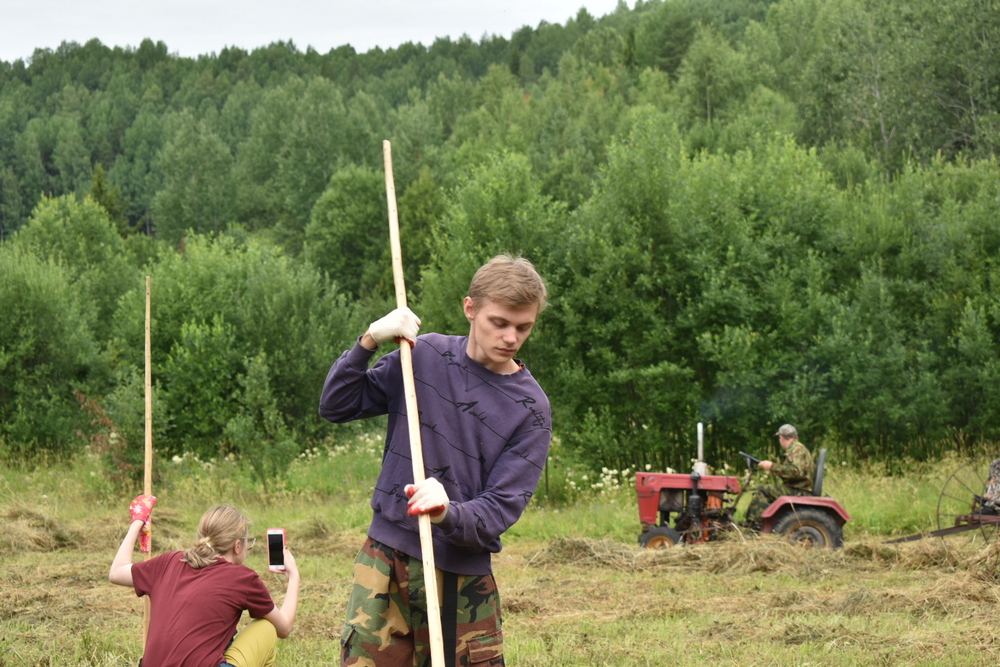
top-left (694, 422), bottom-right (708, 476)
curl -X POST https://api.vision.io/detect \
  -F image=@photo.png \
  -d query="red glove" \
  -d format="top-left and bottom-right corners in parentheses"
top-left (138, 522), bottom-right (152, 553)
top-left (129, 494), bottom-right (157, 523)
top-left (405, 478), bottom-right (449, 524)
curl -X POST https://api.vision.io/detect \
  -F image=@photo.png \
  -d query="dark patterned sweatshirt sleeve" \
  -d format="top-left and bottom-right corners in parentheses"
top-left (435, 412), bottom-right (552, 551)
top-left (318, 340), bottom-right (395, 423)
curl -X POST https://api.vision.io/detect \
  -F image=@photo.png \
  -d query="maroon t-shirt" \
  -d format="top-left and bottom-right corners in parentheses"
top-left (131, 551), bottom-right (275, 667)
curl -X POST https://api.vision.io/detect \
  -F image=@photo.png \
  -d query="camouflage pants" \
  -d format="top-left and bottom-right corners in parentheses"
top-left (746, 483), bottom-right (805, 524)
top-left (341, 537), bottom-right (504, 667)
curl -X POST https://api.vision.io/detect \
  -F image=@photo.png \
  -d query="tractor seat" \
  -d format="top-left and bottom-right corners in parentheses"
top-left (812, 448), bottom-right (827, 496)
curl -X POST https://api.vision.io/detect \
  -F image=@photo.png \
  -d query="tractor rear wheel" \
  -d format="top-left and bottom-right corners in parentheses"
top-left (639, 526), bottom-right (682, 549)
top-left (773, 508), bottom-right (843, 549)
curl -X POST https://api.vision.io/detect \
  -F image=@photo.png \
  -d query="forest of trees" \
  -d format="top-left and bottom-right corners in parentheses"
top-left (1, 0), bottom-right (999, 477)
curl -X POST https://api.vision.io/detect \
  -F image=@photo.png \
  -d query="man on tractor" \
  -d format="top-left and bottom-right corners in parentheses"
top-left (744, 424), bottom-right (815, 530)
top-left (981, 458), bottom-right (1000, 514)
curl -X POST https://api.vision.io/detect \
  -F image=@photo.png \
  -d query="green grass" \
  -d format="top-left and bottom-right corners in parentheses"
top-left (4, 439), bottom-right (1000, 665)
top-left (821, 450), bottom-right (989, 540)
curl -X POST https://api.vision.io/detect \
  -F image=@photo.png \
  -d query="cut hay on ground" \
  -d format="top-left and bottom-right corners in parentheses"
top-left (1, 505), bottom-right (76, 552)
top-left (1, 503), bottom-right (188, 555)
top-left (965, 542), bottom-right (1000, 584)
top-left (528, 534), bottom-right (819, 574)
top-left (527, 533), bottom-right (990, 577)
top-left (526, 536), bottom-right (638, 570)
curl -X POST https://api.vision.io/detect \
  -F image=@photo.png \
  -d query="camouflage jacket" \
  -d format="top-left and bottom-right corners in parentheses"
top-left (983, 458), bottom-right (1000, 509)
top-left (770, 440), bottom-right (814, 493)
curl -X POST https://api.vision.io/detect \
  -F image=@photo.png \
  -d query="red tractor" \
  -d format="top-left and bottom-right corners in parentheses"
top-left (635, 448), bottom-right (850, 549)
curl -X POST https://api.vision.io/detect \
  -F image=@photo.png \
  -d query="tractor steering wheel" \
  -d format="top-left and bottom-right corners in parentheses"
top-left (739, 451), bottom-right (761, 473)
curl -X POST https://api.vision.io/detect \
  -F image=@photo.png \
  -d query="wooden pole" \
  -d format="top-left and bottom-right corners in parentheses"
top-left (142, 276), bottom-right (153, 644)
top-left (144, 275), bottom-right (153, 502)
top-left (383, 140), bottom-right (446, 667)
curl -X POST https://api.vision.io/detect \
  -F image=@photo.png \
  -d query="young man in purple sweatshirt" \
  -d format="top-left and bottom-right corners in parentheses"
top-left (320, 254), bottom-right (551, 667)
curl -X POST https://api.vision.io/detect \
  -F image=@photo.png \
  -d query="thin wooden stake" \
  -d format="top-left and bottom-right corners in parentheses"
top-left (383, 140), bottom-right (445, 667)
top-left (142, 275), bottom-right (153, 645)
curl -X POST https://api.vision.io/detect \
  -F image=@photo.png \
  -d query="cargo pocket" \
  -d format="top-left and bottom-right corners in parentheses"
top-left (465, 628), bottom-right (504, 666)
top-left (340, 623), bottom-right (357, 651)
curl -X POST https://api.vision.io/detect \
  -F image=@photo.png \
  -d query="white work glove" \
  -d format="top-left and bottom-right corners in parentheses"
top-left (368, 307), bottom-right (421, 346)
top-left (405, 477), bottom-right (450, 524)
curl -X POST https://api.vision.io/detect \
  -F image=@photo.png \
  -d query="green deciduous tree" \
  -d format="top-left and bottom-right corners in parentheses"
top-left (90, 164), bottom-right (130, 235)
top-left (396, 165), bottom-right (445, 295)
top-left (152, 112), bottom-right (235, 244)
top-left (225, 352), bottom-right (298, 489)
top-left (418, 150), bottom-right (563, 375)
top-left (14, 195), bottom-right (137, 325)
top-left (108, 232), bottom-right (357, 457)
top-left (544, 109), bottom-right (853, 469)
top-left (634, 0), bottom-right (702, 76)
top-left (109, 109), bottom-right (165, 233)
top-left (303, 165), bottom-right (389, 299)
top-left (12, 118), bottom-right (54, 215)
top-left (674, 25), bottom-right (753, 125)
top-left (51, 115), bottom-right (92, 195)
top-left (231, 84), bottom-right (295, 232)
top-left (0, 166), bottom-right (24, 239)
top-left (272, 77), bottom-right (351, 248)
top-left (160, 317), bottom-right (243, 456)
top-left (0, 246), bottom-right (97, 456)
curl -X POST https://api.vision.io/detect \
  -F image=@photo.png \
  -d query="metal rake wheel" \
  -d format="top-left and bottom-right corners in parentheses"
top-left (936, 453), bottom-right (1000, 546)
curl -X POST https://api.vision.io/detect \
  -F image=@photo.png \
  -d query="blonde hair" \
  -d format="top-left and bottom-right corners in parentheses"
top-left (467, 254), bottom-right (548, 312)
top-left (181, 506), bottom-right (250, 569)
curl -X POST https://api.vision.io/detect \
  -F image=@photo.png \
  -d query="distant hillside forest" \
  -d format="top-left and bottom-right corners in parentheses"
top-left (2, 0), bottom-right (999, 477)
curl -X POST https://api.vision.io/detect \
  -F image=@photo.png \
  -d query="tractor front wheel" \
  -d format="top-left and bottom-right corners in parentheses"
top-left (773, 508), bottom-right (843, 549)
top-left (638, 526), bottom-right (682, 549)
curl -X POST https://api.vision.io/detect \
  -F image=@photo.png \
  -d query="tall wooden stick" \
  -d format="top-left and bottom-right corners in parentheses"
top-left (143, 276), bottom-right (153, 644)
top-left (383, 140), bottom-right (445, 667)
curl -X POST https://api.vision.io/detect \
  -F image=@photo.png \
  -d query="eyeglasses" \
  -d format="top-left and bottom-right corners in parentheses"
top-left (244, 536), bottom-right (256, 550)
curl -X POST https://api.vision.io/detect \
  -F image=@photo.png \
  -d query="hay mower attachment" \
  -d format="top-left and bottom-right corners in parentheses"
top-left (885, 453), bottom-right (1000, 545)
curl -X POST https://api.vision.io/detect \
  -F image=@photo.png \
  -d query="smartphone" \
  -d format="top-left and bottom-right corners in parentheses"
top-left (266, 528), bottom-right (286, 572)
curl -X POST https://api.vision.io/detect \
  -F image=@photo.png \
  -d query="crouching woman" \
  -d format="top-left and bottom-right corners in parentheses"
top-left (110, 499), bottom-right (300, 667)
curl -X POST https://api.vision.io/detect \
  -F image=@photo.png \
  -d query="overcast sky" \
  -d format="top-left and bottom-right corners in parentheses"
top-left (1, 0), bottom-right (627, 64)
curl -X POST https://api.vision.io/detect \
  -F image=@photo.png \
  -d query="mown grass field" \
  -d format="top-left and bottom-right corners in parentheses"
top-left (3, 438), bottom-right (1000, 666)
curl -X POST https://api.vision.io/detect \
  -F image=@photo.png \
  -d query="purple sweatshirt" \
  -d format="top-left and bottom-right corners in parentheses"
top-left (319, 332), bottom-right (552, 575)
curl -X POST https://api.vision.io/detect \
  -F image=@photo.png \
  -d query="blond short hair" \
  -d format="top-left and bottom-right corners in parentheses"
top-left (467, 254), bottom-right (548, 312)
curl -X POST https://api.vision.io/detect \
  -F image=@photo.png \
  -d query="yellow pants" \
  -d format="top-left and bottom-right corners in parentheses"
top-left (223, 619), bottom-right (277, 667)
